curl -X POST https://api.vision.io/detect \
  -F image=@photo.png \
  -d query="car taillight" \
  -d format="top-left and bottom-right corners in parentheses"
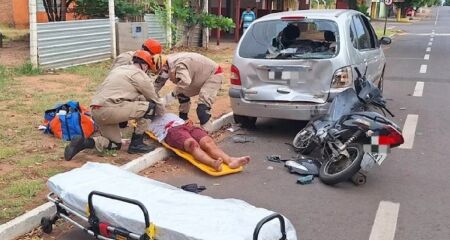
top-left (230, 65), bottom-right (241, 86)
top-left (331, 66), bottom-right (353, 88)
top-left (379, 125), bottom-right (404, 147)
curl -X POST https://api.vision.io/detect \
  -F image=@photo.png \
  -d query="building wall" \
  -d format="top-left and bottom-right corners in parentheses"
top-left (2, 0), bottom-right (78, 29)
top-left (12, 0), bottom-right (30, 28)
top-left (0, 0), bottom-right (14, 27)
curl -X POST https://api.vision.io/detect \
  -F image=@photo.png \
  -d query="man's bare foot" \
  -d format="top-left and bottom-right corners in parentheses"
top-left (211, 158), bottom-right (223, 171)
top-left (227, 156), bottom-right (251, 169)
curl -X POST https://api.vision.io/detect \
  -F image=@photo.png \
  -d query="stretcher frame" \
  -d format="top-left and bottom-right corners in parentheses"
top-left (41, 191), bottom-right (288, 240)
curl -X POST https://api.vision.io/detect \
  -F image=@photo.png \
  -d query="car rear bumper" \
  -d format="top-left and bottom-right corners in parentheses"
top-left (229, 88), bottom-right (330, 121)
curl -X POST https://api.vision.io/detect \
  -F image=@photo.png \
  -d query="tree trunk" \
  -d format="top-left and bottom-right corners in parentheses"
top-left (53, 0), bottom-right (60, 21)
top-left (46, 0), bottom-right (54, 21)
top-left (60, 0), bottom-right (67, 21)
top-left (42, 0), bottom-right (52, 21)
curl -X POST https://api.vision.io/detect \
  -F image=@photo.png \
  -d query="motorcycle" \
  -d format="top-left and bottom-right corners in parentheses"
top-left (292, 67), bottom-right (404, 185)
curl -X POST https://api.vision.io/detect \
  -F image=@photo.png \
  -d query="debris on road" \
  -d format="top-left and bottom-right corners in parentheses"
top-left (285, 158), bottom-right (321, 176)
top-left (266, 155), bottom-right (282, 163)
top-left (181, 183), bottom-right (207, 193)
top-left (400, 107), bottom-right (407, 110)
top-left (297, 175), bottom-right (314, 185)
top-left (226, 124), bottom-right (241, 133)
top-left (267, 166), bottom-right (274, 170)
top-left (232, 134), bottom-right (256, 143)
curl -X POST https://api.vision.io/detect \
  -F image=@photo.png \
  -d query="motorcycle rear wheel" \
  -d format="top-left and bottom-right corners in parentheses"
top-left (319, 143), bottom-right (364, 185)
top-left (292, 125), bottom-right (317, 155)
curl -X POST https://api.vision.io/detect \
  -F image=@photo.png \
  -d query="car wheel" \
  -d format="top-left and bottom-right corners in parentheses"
top-left (233, 114), bottom-right (257, 128)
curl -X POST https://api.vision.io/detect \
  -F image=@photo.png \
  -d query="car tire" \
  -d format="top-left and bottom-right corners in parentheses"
top-left (233, 114), bottom-right (257, 128)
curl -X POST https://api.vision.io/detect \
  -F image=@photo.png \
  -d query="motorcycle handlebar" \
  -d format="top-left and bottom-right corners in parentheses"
top-left (368, 99), bottom-right (395, 117)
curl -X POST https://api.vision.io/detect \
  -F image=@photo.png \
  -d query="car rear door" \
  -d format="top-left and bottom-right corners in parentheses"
top-left (350, 14), bottom-right (383, 82)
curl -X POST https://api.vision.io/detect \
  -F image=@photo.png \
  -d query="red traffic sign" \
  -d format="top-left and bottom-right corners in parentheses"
top-left (384, 0), bottom-right (393, 5)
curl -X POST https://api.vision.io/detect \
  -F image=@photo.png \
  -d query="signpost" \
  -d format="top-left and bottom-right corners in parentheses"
top-left (383, 0), bottom-right (393, 36)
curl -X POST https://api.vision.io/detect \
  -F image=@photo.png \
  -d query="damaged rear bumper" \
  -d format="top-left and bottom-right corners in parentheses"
top-left (229, 88), bottom-right (330, 121)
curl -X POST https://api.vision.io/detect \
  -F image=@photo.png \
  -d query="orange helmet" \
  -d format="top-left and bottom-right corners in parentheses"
top-left (133, 50), bottom-right (155, 71)
top-left (142, 39), bottom-right (162, 55)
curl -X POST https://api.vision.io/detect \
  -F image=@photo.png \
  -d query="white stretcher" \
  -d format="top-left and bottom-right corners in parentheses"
top-left (42, 162), bottom-right (298, 240)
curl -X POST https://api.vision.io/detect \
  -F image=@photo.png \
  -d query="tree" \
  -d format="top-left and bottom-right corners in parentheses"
top-left (148, 0), bottom-right (234, 47)
top-left (74, 0), bottom-right (144, 20)
top-left (42, 0), bottom-right (75, 21)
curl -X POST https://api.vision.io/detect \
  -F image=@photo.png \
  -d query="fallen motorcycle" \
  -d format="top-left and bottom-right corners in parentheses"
top-left (292, 67), bottom-right (404, 185)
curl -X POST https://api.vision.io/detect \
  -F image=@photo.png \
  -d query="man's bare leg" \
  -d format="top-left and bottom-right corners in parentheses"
top-left (198, 136), bottom-right (250, 169)
top-left (183, 138), bottom-right (223, 171)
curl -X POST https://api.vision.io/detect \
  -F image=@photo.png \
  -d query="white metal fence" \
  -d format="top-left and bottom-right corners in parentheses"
top-left (36, 19), bottom-right (112, 69)
top-left (143, 14), bottom-right (202, 47)
top-left (144, 14), bottom-right (167, 45)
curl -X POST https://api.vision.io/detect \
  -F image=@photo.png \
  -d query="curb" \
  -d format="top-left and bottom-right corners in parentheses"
top-left (0, 203), bottom-right (56, 240)
top-left (211, 112), bottom-right (234, 132)
top-left (0, 113), bottom-right (234, 240)
top-left (121, 147), bottom-right (171, 173)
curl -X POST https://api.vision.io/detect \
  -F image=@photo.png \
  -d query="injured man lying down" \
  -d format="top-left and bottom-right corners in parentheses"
top-left (149, 113), bottom-right (250, 171)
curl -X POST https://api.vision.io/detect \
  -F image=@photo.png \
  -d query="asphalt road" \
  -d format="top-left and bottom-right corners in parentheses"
top-left (47, 7), bottom-right (450, 240)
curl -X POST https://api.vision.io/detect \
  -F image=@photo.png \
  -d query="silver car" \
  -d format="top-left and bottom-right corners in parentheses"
top-left (229, 10), bottom-right (391, 126)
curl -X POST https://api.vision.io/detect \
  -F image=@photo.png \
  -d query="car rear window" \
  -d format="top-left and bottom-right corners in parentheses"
top-left (239, 18), bottom-right (339, 60)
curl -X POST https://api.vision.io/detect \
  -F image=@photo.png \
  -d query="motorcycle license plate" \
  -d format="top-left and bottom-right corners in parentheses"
top-left (368, 153), bottom-right (387, 165)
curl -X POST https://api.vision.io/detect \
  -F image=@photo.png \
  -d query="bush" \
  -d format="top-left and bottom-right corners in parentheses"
top-left (74, 0), bottom-right (144, 20)
top-left (356, 4), bottom-right (370, 17)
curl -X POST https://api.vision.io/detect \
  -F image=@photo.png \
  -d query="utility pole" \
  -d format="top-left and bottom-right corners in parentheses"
top-left (234, 0), bottom-right (241, 42)
top-left (29, 0), bottom-right (38, 67)
top-left (203, 0), bottom-right (209, 49)
top-left (108, 0), bottom-right (117, 58)
top-left (166, 0), bottom-right (172, 48)
top-left (217, 0), bottom-right (222, 46)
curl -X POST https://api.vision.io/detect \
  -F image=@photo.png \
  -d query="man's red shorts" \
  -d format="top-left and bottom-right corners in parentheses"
top-left (165, 124), bottom-right (208, 150)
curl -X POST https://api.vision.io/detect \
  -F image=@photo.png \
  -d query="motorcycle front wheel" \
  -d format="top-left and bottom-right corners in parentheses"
top-left (319, 143), bottom-right (364, 185)
top-left (292, 125), bottom-right (317, 155)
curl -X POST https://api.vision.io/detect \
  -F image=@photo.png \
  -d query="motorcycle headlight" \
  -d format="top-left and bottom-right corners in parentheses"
top-left (331, 66), bottom-right (353, 88)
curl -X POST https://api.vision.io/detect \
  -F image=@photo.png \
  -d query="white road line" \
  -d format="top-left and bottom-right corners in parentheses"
top-left (369, 201), bottom-right (400, 240)
top-left (424, 54), bottom-right (430, 60)
top-left (419, 64), bottom-right (427, 73)
top-left (435, 8), bottom-right (439, 25)
top-left (413, 81), bottom-right (424, 97)
top-left (428, 42), bottom-right (432, 46)
top-left (426, 47), bottom-right (431, 52)
top-left (404, 33), bottom-right (450, 36)
top-left (430, 38), bottom-right (434, 42)
top-left (399, 114), bottom-right (419, 149)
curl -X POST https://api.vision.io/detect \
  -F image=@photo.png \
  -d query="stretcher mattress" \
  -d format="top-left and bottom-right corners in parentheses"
top-left (145, 131), bottom-right (243, 176)
top-left (48, 162), bottom-right (297, 240)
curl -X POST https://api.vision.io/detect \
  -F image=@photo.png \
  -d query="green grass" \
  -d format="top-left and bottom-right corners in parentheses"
top-left (5, 179), bottom-right (44, 198)
top-left (0, 179), bottom-right (44, 224)
top-left (0, 65), bottom-right (13, 90)
top-left (0, 147), bottom-right (19, 161)
top-left (375, 28), bottom-right (398, 37)
top-left (0, 199), bottom-right (26, 223)
top-left (0, 171), bottom-right (24, 183)
top-left (13, 62), bottom-right (42, 76)
top-left (17, 155), bottom-right (45, 167)
top-left (64, 61), bottom-right (111, 90)
top-left (38, 167), bottom-right (66, 178)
